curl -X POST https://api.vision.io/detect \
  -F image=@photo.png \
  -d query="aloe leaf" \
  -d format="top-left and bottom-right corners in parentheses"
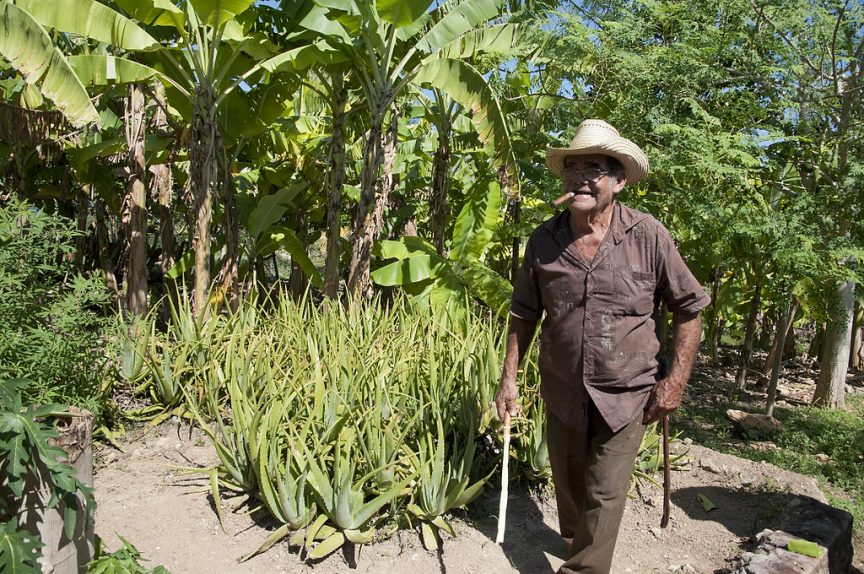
top-left (696, 493), bottom-right (717, 512)
top-left (208, 466), bottom-right (226, 532)
top-left (304, 514), bottom-right (328, 550)
top-left (787, 539), bottom-right (824, 558)
top-left (307, 531), bottom-right (345, 560)
top-left (239, 523), bottom-right (291, 563)
top-left (420, 522), bottom-right (441, 551)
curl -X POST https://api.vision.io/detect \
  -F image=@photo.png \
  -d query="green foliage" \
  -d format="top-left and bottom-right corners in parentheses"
top-left (0, 379), bottom-right (95, 573)
top-left (0, 519), bottom-right (42, 574)
top-left (88, 536), bottom-right (171, 574)
top-left (0, 198), bottom-right (113, 416)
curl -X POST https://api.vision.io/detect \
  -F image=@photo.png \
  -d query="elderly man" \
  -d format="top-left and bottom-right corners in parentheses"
top-left (495, 119), bottom-right (710, 574)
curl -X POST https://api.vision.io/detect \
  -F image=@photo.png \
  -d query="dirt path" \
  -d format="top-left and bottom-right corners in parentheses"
top-left (93, 425), bottom-right (835, 574)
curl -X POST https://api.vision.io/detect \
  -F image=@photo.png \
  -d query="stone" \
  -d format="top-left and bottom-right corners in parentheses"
top-left (725, 409), bottom-right (784, 438)
top-left (727, 497), bottom-right (853, 574)
top-left (814, 453), bottom-right (829, 464)
top-left (650, 527), bottom-right (664, 539)
top-left (738, 473), bottom-right (757, 486)
top-left (701, 459), bottom-right (725, 474)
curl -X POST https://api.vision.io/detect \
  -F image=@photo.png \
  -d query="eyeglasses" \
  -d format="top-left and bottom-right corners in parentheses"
top-left (562, 166), bottom-right (610, 182)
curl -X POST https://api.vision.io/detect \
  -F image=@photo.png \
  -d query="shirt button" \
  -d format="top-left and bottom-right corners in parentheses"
top-left (586, 313), bottom-right (592, 321)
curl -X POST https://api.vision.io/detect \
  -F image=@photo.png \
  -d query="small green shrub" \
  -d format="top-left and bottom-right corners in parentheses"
top-left (89, 536), bottom-right (171, 574)
top-left (0, 198), bottom-right (113, 417)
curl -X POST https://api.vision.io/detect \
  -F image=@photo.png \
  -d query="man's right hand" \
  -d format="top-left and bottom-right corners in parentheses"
top-left (495, 380), bottom-right (519, 422)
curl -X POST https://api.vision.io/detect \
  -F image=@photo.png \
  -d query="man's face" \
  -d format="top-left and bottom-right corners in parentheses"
top-left (561, 154), bottom-right (626, 217)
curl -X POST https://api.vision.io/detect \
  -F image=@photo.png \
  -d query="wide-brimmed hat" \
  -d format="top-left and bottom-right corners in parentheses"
top-left (546, 119), bottom-right (649, 183)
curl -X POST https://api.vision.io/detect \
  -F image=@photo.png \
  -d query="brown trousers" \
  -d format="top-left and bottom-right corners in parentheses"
top-left (547, 404), bottom-right (646, 574)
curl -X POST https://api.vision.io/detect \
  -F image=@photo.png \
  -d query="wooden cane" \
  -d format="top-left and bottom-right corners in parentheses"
top-left (496, 410), bottom-right (511, 544)
top-left (660, 414), bottom-right (671, 528)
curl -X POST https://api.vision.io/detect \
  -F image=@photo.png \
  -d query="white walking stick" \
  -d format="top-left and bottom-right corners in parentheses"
top-left (496, 410), bottom-right (511, 544)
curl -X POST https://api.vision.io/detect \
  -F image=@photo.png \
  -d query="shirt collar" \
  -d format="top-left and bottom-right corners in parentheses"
top-left (542, 201), bottom-right (648, 248)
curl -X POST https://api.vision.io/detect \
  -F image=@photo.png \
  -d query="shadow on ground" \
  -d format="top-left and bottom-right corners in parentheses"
top-left (462, 486), bottom-right (567, 573)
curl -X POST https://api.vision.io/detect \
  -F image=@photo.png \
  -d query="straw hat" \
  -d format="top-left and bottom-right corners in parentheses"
top-left (546, 119), bottom-right (649, 183)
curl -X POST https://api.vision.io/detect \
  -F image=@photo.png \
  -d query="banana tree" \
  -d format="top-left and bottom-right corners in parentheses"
top-left (371, 165), bottom-right (512, 320)
top-left (302, 0), bottom-right (519, 298)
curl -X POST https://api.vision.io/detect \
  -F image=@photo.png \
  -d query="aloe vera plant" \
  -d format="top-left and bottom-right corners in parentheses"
top-left (133, 292), bottom-right (522, 561)
top-left (302, 428), bottom-right (414, 559)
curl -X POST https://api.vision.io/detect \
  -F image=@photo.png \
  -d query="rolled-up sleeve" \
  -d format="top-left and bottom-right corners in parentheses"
top-left (655, 226), bottom-right (711, 315)
top-left (510, 237), bottom-right (544, 322)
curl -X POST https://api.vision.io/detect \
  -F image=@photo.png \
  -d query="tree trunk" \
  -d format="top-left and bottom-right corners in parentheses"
top-left (125, 83), bottom-right (148, 317)
top-left (217, 167), bottom-right (239, 312)
top-left (190, 85), bottom-right (219, 317)
top-left (94, 198), bottom-right (120, 305)
top-left (430, 123), bottom-right (451, 255)
top-left (347, 107), bottom-right (385, 299)
top-left (812, 280), bottom-right (854, 407)
top-left (324, 74), bottom-right (347, 300)
top-left (288, 211), bottom-right (309, 300)
top-left (808, 322), bottom-right (825, 361)
top-left (151, 82), bottom-right (177, 319)
top-left (734, 279), bottom-right (762, 393)
top-left (74, 190), bottom-right (88, 271)
top-left (706, 265), bottom-right (722, 365)
top-left (371, 106), bottom-right (399, 245)
top-left (766, 294), bottom-right (795, 418)
top-left (762, 299), bottom-right (798, 383)
top-left (849, 303), bottom-right (862, 370)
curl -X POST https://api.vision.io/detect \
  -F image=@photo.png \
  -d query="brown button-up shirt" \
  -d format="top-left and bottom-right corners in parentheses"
top-left (511, 202), bottom-right (711, 432)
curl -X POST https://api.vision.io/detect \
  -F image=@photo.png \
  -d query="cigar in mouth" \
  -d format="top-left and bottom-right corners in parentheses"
top-left (552, 191), bottom-right (575, 207)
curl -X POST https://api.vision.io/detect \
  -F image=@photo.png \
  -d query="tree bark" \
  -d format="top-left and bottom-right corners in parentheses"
top-left (429, 121), bottom-right (451, 255)
top-left (812, 280), bottom-right (854, 407)
top-left (850, 303), bottom-right (862, 370)
top-left (324, 74), bottom-right (347, 300)
top-left (151, 82), bottom-right (177, 318)
top-left (74, 190), bottom-right (88, 271)
top-left (125, 83), bottom-right (148, 317)
top-left (706, 265), bottom-right (722, 365)
top-left (766, 294), bottom-right (795, 418)
top-left (217, 167), bottom-right (239, 312)
top-left (288, 211), bottom-right (309, 300)
top-left (94, 199), bottom-right (120, 303)
top-left (371, 106), bottom-right (399, 245)
top-left (347, 106), bottom-right (385, 299)
top-left (190, 85), bottom-right (219, 317)
top-left (762, 300), bottom-right (798, 383)
top-left (734, 279), bottom-right (762, 393)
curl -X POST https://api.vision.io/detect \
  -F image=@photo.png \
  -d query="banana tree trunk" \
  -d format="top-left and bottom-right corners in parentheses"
top-left (812, 280), bottom-right (854, 408)
top-left (217, 167), bottom-right (239, 312)
top-left (125, 83), bottom-right (148, 317)
top-left (152, 83), bottom-right (177, 317)
top-left (94, 198), bottom-right (120, 303)
top-left (371, 106), bottom-right (399, 246)
top-left (734, 279), bottom-right (762, 393)
top-left (74, 190), bottom-right (88, 271)
top-left (190, 85), bottom-right (219, 317)
top-left (324, 74), bottom-right (347, 300)
top-left (430, 125), bottom-right (451, 255)
top-left (347, 107), bottom-right (385, 298)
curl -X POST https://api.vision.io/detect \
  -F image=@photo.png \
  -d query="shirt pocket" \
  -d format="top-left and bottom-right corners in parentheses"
top-left (612, 269), bottom-right (655, 316)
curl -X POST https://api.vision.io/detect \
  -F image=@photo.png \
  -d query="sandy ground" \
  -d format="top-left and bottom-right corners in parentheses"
top-left (93, 424), bottom-right (842, 574)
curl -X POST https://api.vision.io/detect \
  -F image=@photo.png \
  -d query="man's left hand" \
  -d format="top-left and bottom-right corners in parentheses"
top-left (642, 376), bottom-right (685, 424)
